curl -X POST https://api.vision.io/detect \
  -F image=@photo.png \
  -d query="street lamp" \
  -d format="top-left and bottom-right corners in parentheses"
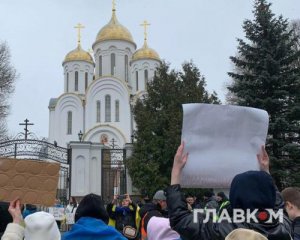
top-left (78, 130), bottom-right (83, 142)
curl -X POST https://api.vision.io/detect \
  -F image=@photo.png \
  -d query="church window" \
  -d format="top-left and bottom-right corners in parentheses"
top-left (67, 111), bottom-right (72, 135)
top-left (115, 100), bottom-right (120, 122)
top-left (99, 55), bottom-right (102, 76)
top-left (75, 71), bottom-right (79, 91)
top-left (66, 73), bottom-right (69, 92)
top-left (144, 69), bottom-right (148, 89)
top-left (96, 101), bottom-right (101, 123)
top-left (125, 55), bottom-right (128, 82)
top-left (105, 95), bottom-right (111, 122)
top-left (85, 72), bottom-right (88, 90)
top-left (111, 53), bottom-right (116, 76)
top-left (136, 71), bottom-right (139, 91)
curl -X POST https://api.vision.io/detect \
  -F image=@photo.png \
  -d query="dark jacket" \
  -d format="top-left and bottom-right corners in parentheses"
top-left (107, 203), bottom-right (137, 233)
top-left (139, 202), bottom-right (165, 234)
top-left (293, 216), bottom-right (300, 240)
top-left (166, 184), bottom-right (292, 240)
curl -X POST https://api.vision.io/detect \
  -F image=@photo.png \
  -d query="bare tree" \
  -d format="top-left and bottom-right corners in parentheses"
top-left (0, 42), bottom-right (17, 139)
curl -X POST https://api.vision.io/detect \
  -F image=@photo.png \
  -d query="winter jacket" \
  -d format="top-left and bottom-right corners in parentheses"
top-left (166, 184), bottom-right (292, 240)
top-left (62, 217), bottom-right (126, 240)
top-left (1, 223), bottom-right (24, 240)
top-left (293, 216), bottom-right (300, 240)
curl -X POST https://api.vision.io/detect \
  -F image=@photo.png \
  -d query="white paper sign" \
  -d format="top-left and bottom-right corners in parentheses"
top-left (181, 104), bottom-right (269, 188)
top-left (66, 213), bottom-right (75, 224)
top-left (48, 207), bottom-right (65, 221)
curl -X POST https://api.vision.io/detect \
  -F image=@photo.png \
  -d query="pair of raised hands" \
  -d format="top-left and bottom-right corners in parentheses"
top-left (171, 142), bottom-right (270, 185)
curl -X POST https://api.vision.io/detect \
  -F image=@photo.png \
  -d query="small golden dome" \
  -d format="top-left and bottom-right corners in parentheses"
top-left (132, 42), bottom-right (160, 62)
top-left (63, 45), bottom-right (94, 65)
top-left (94, 10), bottom-right (135, 46)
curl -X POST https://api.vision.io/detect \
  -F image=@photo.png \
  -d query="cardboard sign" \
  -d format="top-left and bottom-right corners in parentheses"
top-left (0, 158), bottom-right (60, 206)
top-left (181, 104), bottom-right (269, 188)
top-left (48, 207), bottom-right (65, 221)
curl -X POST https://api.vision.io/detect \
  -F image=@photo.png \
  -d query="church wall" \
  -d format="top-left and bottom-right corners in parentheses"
top-left (85, 78), bottom-right (131, 146)
top-left (130, 59), bottom-right (160, 94)
top-left (52, 95), bottom-right (84, 147)
top-left (63, 61), bottom-right (94, 94)
top-left (93, 40), bottom-right (135, 83)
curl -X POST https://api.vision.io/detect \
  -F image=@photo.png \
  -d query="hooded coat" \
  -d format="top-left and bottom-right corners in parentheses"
top-left (166, 171), bottom-right (292, 240)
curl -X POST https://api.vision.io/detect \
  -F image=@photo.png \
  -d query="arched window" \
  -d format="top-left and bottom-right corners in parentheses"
top-left (105, 95), bottom-right (111, 122)
top-left (85, 72), bottom-right (88, 90)
top-left (75, 71), bottom-right (78, 91)
top-left (67, 111), bottom-right (72, 135)
top-left (136, 71), bottom-right (139, 91)
top-left (111, 53), bottom-right (116, 76)
top-left (99, 55), bottom-right (102, 76)
top-left (115, 100), bottom-right (120, 122)
top-left (144, 69), bottom-right (148, 89)
top-left (66, 73), bottom-right (69, 92)
top-left (125, 55), bottom-right (128, 82)
top-left (96, 101), bottom-right (101, 123)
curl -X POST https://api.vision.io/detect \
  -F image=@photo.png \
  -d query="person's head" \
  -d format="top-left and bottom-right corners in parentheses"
top-left (203, 190), bottom-right (214, 201)
top-left (281, 187), bottom-right (300, 220)
top-left (24, 211), bottom-right (60, 240)
top-left (216, 192), bottom-right (228, 203)
top-left (153, 190), bottom-right (167, 210)
top-left (229, 171), bottom-right (276, 211)
top-left (147, 216), bottom-right (180, 240)
top-left (121, 198), bottom-right (130, 207)
top-left (74, 193), bottom-right (109, 223)
top-left (186, 194), bottom-right (195, 206)
top-left (225, 228), bottom-right (267, 240)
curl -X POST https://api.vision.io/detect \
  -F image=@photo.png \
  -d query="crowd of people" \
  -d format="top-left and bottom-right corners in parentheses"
top-left (0, 143), bottom-right (299, 240)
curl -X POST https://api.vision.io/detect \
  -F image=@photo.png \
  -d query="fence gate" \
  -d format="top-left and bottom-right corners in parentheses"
top-left (0, 138), bottom-right (71, 204)
top-left (101, 148), bottom-right (126, 204)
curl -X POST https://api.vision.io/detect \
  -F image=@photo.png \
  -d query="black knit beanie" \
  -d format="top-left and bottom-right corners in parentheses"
top-left (230, 171), bottom-right (276, 210)
top-left (75, 193), bottom-right (109, 223)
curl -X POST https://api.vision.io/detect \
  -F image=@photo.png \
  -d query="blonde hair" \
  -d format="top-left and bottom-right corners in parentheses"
top-left (225, 229), bottom-right (267, 240)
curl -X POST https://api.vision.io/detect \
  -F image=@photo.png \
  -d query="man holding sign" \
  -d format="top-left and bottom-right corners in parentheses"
top-left (166, 104), bottom-right (292, 239)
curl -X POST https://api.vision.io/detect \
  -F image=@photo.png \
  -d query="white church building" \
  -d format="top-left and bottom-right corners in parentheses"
top-left (48, 4), bottom-right (161, 198)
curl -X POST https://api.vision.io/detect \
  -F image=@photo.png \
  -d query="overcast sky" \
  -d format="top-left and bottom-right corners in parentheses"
top-left (0, 0), bottom-right (299, 139)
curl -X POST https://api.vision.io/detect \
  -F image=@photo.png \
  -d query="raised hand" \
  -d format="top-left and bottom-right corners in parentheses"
top-left (256, 145), bottom-right (270, 174)
top-left (171, 141), bottom-right (189, 185)
top-left (8, 198), bottom-right (23, 224)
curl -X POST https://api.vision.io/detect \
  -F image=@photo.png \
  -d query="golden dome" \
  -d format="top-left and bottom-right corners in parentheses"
top-left (94, 10), bottom-right (135, 46)
top-left (132, 42), bottom-right (160, 62)
top-left (63, 45), bottom-right (94, 65)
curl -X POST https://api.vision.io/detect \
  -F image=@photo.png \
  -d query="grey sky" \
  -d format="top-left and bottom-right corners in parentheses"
top-left (0, 0), bottom-right (299, 138)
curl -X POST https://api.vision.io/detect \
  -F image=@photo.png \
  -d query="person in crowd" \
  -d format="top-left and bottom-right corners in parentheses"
top-left (139, 190), bottom-right (169, 240)
top-left (166, 142), bottom-right (292, 239)
top-left (186, 194), bottom-right (201, 211)
top-left (65, 197), bottom-right (77, 214)
top-left (22, 204), bottom-right (37, 218)
top-left (107, 194), bottom-right (139, 239)
top-left (216, 192), bottom-right (231, 217)
top-left (63, 193), bottom-right (126, 240)
top-left (1, 198), bottom-right (60, 240)
top-left (203, 190), bottom-right (218, 211)
top-left (0, 202), bottom-right (12, 238)
top-left (225, 228), bottom-right (268, 240)
top-left (147, 216), bottom-right (181, 240)
top-left (281, 187), bottom-right (300, 240)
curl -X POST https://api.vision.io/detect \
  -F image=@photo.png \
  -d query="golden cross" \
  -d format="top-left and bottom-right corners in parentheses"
top-left (112, 0), bottom-right (116, 11)
top-left (140, 20), bottom-right (150, 42)
top-left (74, 23), bottom-right (85, 46)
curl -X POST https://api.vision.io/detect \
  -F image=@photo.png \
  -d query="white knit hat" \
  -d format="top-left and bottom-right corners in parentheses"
top-left (24, 211), bottom-right (61, 240)
top-left (225, 229), bottom-right (267, 240)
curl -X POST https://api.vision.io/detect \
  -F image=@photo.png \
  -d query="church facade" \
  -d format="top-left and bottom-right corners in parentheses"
top-left (48, 6), bottom-right (161, 148)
